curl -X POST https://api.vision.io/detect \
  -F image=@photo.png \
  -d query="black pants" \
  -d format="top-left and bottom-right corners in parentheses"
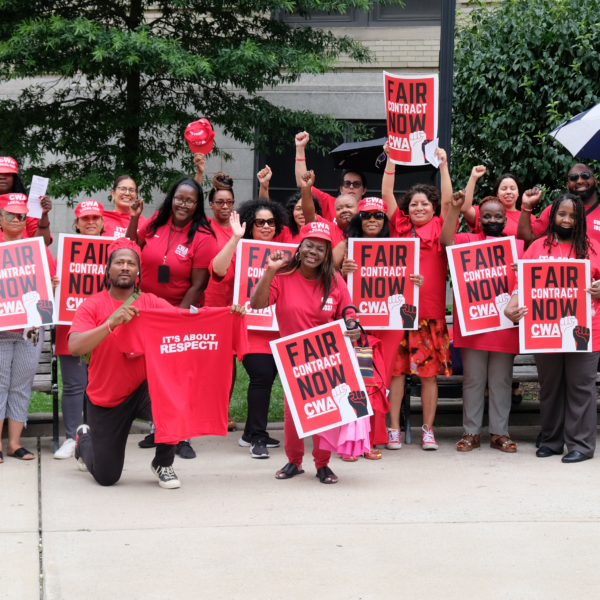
top-left (242, 353), bottom-right (277, 443)
top-left (78, 382), bottom-right (176, 486)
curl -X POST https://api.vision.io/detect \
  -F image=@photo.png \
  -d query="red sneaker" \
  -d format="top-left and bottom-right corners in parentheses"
top-left (421, 425), bottom-right (438, 451)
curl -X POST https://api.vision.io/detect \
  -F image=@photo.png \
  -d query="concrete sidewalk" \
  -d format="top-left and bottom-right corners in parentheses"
top-left (3, 427), bottom-right (600, 599)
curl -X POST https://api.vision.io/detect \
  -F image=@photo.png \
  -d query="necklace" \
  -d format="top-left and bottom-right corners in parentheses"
top-left (554, 234), bottom-right (573, 259)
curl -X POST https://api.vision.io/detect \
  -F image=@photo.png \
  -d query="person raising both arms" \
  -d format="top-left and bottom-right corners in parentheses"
top-left (0, 157), bottom-right (53, 246)
top-left (69, 238), bottom-right (181, 488)
top-left (518, 164), bottom-right (600, 245)
top-left (103, 175), bottom-right (148, 239)
top-left (211, 200), bottom-right (288, 458)
top-left (251, 221), bottom-right (361, 484)
top-left (505, 193), bottom-right (600, 463)
top-left (382, 145), bottom-right (453, 452)
top-left (126, 178), bottom-right (217, 459)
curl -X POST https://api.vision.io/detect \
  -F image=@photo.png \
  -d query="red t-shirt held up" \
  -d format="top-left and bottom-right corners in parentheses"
top-left (68, 290), bottom-right (175, 406)
top-left (115, 307), bottom-right (248, 444)
top-left (102, 210), bottom-right (147, 239)
top-left (531, 202), bottom-right (600, 244)
top-left (522, 237), bottom-right (600, 351)
top-left (268, 270), bottom-right (353, 338)
top-left (391, 211), bottom-right (448, 320)
top-left (137, 215), bottom-right (217, 307)
top-left (452, 232), bottom-right (523, 354)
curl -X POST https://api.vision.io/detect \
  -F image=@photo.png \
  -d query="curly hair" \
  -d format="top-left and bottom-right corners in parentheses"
top-left (208, 171), bottom-right (234, 203)
top-left (345, 213), bottom-right (390, 239)
top-left (147, 178), bottom-right (213, 244)
top-left (397, 184), bottom-right (441, 216)
top-left (238, 197), bottom-right (288, 239)
top-left (492, 173), bottom-right (522, 210)
top-left (286, 190), bottom-right (322, 236)
top-left (543, 193), bottom-right (594, 259)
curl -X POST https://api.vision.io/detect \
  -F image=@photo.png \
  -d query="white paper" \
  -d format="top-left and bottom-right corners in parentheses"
top-left (424, 138), bottom-right (441, 168)
top-left (27, 176), bottom-right (49, 219)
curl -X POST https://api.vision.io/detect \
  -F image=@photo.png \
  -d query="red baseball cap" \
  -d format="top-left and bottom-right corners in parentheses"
top-left (358, 197), bottom-right (388, 214)
top-left (0, 157), bottom-right (18, 175)
top-left (0, 193), bottom-right (28, 214)
top-left (184, 118), bottom-right (216, 155)
top-left (300, 221), bottom-right (332, 243)
top-left (75, 200), bottom-right (104, 218)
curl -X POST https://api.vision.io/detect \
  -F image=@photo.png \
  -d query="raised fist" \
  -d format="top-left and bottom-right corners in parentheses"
top-left (401, 304), bottom-right (417, 329)
top-left (193, 153), bottom-right (205, 175)
top-left (522, 188), bottom-right (542, 209)
top-left (331, 383), bottom-right (355, 421)
top-left (295, 131), bottom-right (309, 148)
top-left (471, 165), bottom-right (486, 180)
top-left (257, 165), bottom-right (272, 186)
top-left (300, 170), bottom-right (315, 189)
top-left (409, 131), bottom-right (427, 165)
top-left (347, 389), bottom-right (369, 418)
top-left (573, 325), bottom-right (590, 351)
top-left (495, 293), bottom-right (513, 328)
top-left (451, 190), bottom-right (466, 208)
top-left (560, 316), bottom-right (578, 352)
top-left (22, 291), bottom-right (42, 327)
top-left (36, 299), bottom-right (54, 325)
top-left (388, 294), bottom-right (406, 329)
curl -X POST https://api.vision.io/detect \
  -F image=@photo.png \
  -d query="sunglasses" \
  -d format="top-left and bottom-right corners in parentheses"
top-left (341, 180), bottom-right (363, 189)
top-left (360, 211), bottom-right (385, 221)
top-left (375, 152), bottom-right (387, 169)
top-left (568, 172), bottom-right (593, 182)
top-left (3, 212), bottom-right (27, 222)
top-left (211, 200), bottom-right (235, 208)
top-left (254, 218), bottom-right (275, 228)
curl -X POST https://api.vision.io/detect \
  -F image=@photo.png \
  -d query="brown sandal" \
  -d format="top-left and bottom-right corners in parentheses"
top-left (456, 433), bottom-right (481, 452)
top-left (490, 434), bottom-right (517, 453)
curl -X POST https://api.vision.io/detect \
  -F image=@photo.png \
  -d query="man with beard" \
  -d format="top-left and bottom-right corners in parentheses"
top-left (68, 237), bottom-right (181, 489)
top-left (517, 163), bottom-right (600, 243)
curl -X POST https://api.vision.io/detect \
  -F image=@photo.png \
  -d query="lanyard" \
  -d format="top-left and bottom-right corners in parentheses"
top-left (163, 225), bottom-right (182, 265)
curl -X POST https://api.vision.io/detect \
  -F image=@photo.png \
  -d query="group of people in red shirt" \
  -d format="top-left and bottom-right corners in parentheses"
top-left (1, 130), bottom-right (599, 487)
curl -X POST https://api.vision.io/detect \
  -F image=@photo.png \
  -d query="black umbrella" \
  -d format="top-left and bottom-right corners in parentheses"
top-left (329, 137), bottom-right (436, 175)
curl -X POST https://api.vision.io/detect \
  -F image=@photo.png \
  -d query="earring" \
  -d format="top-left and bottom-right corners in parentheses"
top-left (294, 252), bottom-right (300, 260)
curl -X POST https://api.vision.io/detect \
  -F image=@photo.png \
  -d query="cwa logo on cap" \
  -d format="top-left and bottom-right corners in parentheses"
top-left (184, 118), bottom-right (216, 155)
top-left (0, 157), bottom-right (18, 175)
top-left (0, 193), bottom-right (28, 213)
top-left (300, 221), bottom-right (332, 242)
top-left (358, 197), bottom-right (388, 214)
top-left (75, 200), bottom-right (104, 218)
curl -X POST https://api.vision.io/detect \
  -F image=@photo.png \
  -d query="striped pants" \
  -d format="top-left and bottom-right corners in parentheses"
top-left (0, 331), bottom-right (42, 423)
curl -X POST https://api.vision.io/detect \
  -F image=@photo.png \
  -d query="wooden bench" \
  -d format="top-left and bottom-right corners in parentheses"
top-left (27, 327), bottom-right (60, 452)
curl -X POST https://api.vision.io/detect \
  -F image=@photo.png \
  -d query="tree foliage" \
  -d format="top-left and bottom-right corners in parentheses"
top-left (452, 0), bottom-right (600, 208)
top-left (0, 0), bottom-right (392, 201)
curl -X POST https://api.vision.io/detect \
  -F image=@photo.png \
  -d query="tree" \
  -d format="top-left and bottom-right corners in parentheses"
top-left (0, 1), bottom-right (391, 201)
top-left (452, 0), bottom-right (600, 207)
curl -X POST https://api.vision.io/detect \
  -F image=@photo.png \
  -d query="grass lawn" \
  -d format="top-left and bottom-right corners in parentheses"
top-left (28, 361), bottom-right (285, 423)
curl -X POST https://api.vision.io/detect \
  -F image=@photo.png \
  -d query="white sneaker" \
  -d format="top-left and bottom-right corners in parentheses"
top-left (74, 425), bottom-right (89, 471)
top-left (421, 425), bottom-right (438, 450)
top-left (54, 438), bottom-right (76, 459)
top-left (151, 464), bottom-right (181, 489)
top-left (386, 428), bottom-right (402, 450)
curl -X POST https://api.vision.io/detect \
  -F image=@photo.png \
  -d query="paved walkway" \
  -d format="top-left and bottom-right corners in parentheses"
top-left (2, 427), bottom-right (600, 600)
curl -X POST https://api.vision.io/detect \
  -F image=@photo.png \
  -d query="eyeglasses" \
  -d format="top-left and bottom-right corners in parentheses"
top-left (211, 200), bottom-right (235, 208)
top-left (254, 218), bottom-right (275, 228)
top-left (3, 212), bottom-right (27, 222)
top-left (173, 196), bottom-right (197, 208)
top-left (568, 172), bottom-right (593, 182)
top-left (360, 211), bottom-right (385, 221)
top-left (341, 180), bottom-right (363, 189)
top-left (116, 186), bottom-right (137, 194)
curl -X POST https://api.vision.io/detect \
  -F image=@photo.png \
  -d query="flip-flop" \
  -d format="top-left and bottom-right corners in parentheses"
top-left (316, 466), bottom-right (338, 484)
top-left (275, 462), bottom-right (304, 480)
top-left (341, 456), bottom-right (358, 462)
top-left (9, 448), bottom-right (35, 460)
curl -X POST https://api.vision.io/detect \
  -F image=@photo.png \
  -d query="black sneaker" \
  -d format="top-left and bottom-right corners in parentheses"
top-left (250, 440), bottom-right (270, 459)
top-left (176, 440), bottom-right (196, 459)
top-left (151, 463), bottom-right (181, 489)
top-left (238, 434), bottom-right (280, 448)
top-left (74, 425), bottom-right (89, 472)
top-left (138, 432), bottom-right (157, 448)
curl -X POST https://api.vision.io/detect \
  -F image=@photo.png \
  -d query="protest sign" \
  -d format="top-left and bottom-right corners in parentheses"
top-left (447, 237), bottom-right (518, 336)
top-left (518, 259), bottom-right (591, 353)
top-left (54, 234), bottom-right (115, 324)
top-left (0, 238), bottom-right (55, 331)
top-left (233, 239), bottom-right (297, 330)
top-left (347, 238), bottom-right (420, 329)
top-left (271, 320), bottom-right (372, 438)
top-left (383, 72), bottom-right (438, 166)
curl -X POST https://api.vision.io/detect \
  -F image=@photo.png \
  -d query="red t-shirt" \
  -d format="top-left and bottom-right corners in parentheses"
top-left (274, 226), bottom-right (302, 246)
top-left (137, 215), bottom-right (217, 306)
top-left (391, 211), bottom-right (447, 320)
top-left (312, 188), bottom-right (337, 222)
top-left (203, 220), bottom-right (234, 307)
top-left (102, 210), bottom-right (147, 239)
top-left (268, 270), bottom-right (353, 338)
top-left (115, 307), bottom-right (248, 443)
top-left (452, 232), bottom-right (523, 353)
top-left (523, 237), bottom-right (600, 351)
top-left (68, 290), bottom-right (174, 406)
top-left (531, 202), bottom-right (600, 244)
top-left (316, 216), bottom-right (346, 248)
top-left (469, 206), bottom-right (536, 238)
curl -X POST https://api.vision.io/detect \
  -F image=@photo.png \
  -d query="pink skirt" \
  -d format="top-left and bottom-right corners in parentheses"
top-left (317, 417), bottom-right (371, 459)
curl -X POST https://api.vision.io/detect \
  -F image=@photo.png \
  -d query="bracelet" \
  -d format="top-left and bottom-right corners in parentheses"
top-left (521, 207), bottom-right (533, 213)
top-left (37, 223), bottom-right (50, 229)
top-left (106, 320), bottom-right (113, 334)
top-left (296, 158), bottom-right (306, 161)
top-left (384, 170), bottom-right (395, 175)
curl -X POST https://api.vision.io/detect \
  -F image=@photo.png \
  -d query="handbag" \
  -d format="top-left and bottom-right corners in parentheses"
top-left (342, 304), bottom-right (378, 387)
